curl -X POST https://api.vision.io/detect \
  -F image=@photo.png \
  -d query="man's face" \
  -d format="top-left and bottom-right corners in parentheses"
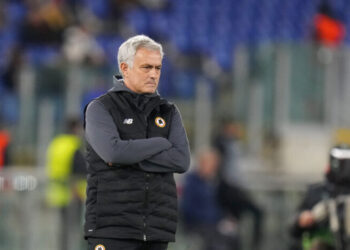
top-left (121, 47), bottom-right (162, 94)
top-left (198, 151), bottom-right (220, 180)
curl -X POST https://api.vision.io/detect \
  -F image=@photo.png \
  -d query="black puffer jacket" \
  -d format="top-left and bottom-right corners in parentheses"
top-left (84, 91), bottom-right (179, 242)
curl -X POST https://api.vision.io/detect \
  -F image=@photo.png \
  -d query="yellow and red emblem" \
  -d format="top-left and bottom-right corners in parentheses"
top-left (95, 244), bottom-right (105, 250)
top-left (155, 117), bottom-right (166, 128)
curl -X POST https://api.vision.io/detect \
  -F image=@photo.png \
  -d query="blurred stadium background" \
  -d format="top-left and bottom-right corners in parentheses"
top-left (1, 0), bottom-right (350, 249)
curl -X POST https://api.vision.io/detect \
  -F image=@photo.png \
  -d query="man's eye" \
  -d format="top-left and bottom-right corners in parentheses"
top-left (143, 66), bottom-right (152, 69)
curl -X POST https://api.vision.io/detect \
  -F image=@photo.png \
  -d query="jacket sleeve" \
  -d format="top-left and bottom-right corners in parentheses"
top-left (289, 183), bottom-right (325, 238)
top-left (85, 100), bottom-right (172, 165)
top-left (139, 106), bottom-right (191, 173)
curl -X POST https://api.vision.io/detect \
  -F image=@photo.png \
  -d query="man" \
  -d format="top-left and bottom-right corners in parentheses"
top-left (46, 117), bottom-right (87, 250)
top-left (289, 181), bottom-right (334, 250)
top-left (181, 148), bottom-right (239, 250)
top-left (214, 119), bottom-right (263, 250)
top-left (84, 35), bottom-right (191, 250)
top-left (289, 144), bottom-right (350, 250)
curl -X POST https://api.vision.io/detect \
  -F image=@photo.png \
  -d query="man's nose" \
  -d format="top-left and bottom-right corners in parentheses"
top-left (149, 68), bottom-right (159, 78)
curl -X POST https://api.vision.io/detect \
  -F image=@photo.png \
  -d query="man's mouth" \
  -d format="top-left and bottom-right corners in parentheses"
top-left (146, 81), bottom-right (156, 86)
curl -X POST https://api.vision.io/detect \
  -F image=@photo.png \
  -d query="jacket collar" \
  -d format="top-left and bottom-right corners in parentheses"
top-left (109, 75), bottom-right (159, 97)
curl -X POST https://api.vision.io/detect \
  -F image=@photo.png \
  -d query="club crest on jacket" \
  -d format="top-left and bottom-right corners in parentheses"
top-left (155, 117), bottom-right (166, 128)
top-left (95, 244), bottom-right (105, 250)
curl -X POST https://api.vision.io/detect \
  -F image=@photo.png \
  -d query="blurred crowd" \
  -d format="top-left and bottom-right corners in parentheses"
top-left (0, 0), bottom-right (151, 126)
top-left (0, 0), bottom-right (348, 167)
top-left (0, 0), bottom-right (175, 167)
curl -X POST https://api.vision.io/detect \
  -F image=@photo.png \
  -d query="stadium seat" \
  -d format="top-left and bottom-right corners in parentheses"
top-left (25, 46), bottom-right (60, 65)
top-left (96, 35), bottom-right (124, 65)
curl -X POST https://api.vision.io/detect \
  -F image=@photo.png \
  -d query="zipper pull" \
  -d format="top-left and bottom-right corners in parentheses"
top-left (143, 234), bottom-right (147, 241)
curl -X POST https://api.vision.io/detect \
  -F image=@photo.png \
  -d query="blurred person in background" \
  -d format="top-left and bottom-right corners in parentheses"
top-left (62, 24), bottom-right (105, 65)
top-left (20, 0), bottom-right (68, 46)
top-left (312, 0), bottom-right (346, 66)
top-left (289, 179), bottom-right (335, 250)
top-left (181, 148), bottom-right (239, 250)
top-left (0, 46), bottom-right (22, 125)
top-left (213, 119), bottom-right (243, 180)
top-left (46, 117), bottom-right (87, 250)
top-left (313, 1), bottom-right (345, 48)
top-left (214, 119), bottom-right (263, 250)
top-left (84, 35), bottom-right (190, 250)
top-left (289, 144), bottom-right (350, 250)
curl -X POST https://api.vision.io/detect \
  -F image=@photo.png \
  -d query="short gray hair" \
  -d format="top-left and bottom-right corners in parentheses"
top-left (117, 35), bottom-right (164, 75)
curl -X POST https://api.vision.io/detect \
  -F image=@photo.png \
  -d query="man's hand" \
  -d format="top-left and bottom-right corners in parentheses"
top-left (298, 210), bottom-right (315, 228)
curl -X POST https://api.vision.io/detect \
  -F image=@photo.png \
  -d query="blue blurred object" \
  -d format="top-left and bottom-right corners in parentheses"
top-left (171, 71), bottom-right (196, 99)
top-left (25, 46), bottom-right (61, 65)
top-left (96, 35), bottom-right (124, 65)
top-left (0, 31), bottom-right (16, 67)
top-left (81, 87), bottom-right (108, 115)
top-left (125, 8), bottom-right (151, 34)
top-left (0, 88), bottom-right (19, 125)
top-left (5, 2), bottom-right (27, 28)
top-left (149, 11), bottom-right (170, 38)
top-left (83, 0), bottom-right (110, 19)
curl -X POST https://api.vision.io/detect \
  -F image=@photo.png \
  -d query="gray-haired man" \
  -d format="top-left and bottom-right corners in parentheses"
top-left (84, 35), bottom-right (191, 250)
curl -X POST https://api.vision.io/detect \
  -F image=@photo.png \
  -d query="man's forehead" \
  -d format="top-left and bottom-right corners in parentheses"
top-left (135, 48), bottom-right (161, 57)
top-left (136, 46), bottom-right (160, 53)
top-left (134, 48), bottom-right (162, 65)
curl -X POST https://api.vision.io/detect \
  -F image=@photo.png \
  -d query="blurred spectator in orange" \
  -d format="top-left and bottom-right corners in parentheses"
top-left (0, 125), bottom-right (10, 169)
top-left (181, 148), bottom-right (239, 250)
top-left (313, 1), bottom-right (345, 47)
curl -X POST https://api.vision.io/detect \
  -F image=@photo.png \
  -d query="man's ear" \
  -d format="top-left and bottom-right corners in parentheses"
top-left (120, 62), bottom-right (129, 77)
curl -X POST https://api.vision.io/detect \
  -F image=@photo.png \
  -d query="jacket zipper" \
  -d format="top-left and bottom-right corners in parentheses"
top-left (143, 173), bottom-right (150, 241)
top-left (143, 114), bottom-right (149, 241)
top-left (144, 115), bottom-right (148, 138)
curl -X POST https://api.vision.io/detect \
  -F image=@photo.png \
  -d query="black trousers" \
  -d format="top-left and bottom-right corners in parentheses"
top-left (87, 238), bottom-right (168, 250)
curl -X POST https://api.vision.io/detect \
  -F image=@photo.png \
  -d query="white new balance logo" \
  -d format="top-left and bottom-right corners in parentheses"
top-left (123, 118), bottom-right (133, 125)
